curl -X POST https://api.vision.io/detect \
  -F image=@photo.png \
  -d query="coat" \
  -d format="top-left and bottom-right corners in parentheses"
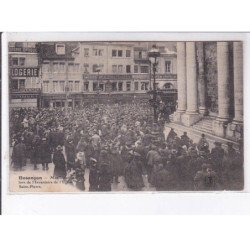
top-left (110, 151), bottom-right (123, 177)
top-left (12, 142), bottom-right (26, 167)
top-left (40, 141), bottom-right (52, 164)
top-left (53, 150), bottom-right (66, 178)
top-left (124, 159), bottom-right (144, 190)
top-left (98, 163), bottom-right (112, 191)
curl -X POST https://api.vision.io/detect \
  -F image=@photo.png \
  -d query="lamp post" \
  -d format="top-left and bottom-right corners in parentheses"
top-left (94, 65), bottom-right (101, 105)
top-left (148, 44), bottom-right (160, 123)
top-left (65, 83), bottom-right (69, 114)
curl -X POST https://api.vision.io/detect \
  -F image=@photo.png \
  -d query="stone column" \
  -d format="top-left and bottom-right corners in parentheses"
top-left (233, 41), bottom-right (243, 124)
top-left (173, 42), bottom-right (187, 123)
top-left (197, 42), bottom-right (208, 115)
top-left (213, 42), bottom-right (230, 137)
top-left (226, 41), bottom-right (244, 140)
top-left (182, 42), bottom-right (200, 126)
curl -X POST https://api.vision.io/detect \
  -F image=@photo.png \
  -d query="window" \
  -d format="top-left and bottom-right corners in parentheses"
top-left (93, 82), bottom-right (98, 91)
top-left (140, 65), bottom-right (149, 73)
top-left (118, 82), bottom-right (123, 91)
top-left (68, 81), bottom-right (73, 92)
top-left (126, 82), bottom-right (131, 91)
top-left (43, 62), bottom-right (50, 72)
top-left (84, 82), bottom-right (89, 91)
top-left (42, 81), bottom-right (49, 92)
top-left (126, 50), bottom-right (131, 57)
top-left (75, 81), bottom-right (80, 92)
top-left (99, 49), bottom-right (103, 56)
top-left (93, 49), bottom-right (98, 56)
top-left (19, 79), bottom-right (25, 90)
top-left (59, 81), bottom-right (65, 92)
top-left (11, 79), bottom-right (18, 90)
top-left (56, 44), bottom-right (65, 55)
top-left (19, 58), bottom-right (25, 66)
top-left (74, 63), bottom-right (80, 72)
top-left (118, 65), bottom-right (123, 73)
top-left (68, 63), bottom-right (74, 72)
top-left (165, 61), bottom-right (171, 73)
top-left (134, 65), bottom-right (139, 73)
top-left (112, 82), bottom-right (117, 91)
top-left (53, 81), bottom-right (58, 92)
top-left (12, 58), bottom-right (18, 66)
top-left (53, 62), bottom-right (59, 72)
top-left (112, 65), bottom-right (117, 73)
top-left (118, 50), bottom-right (122, 57)
top-left (59, 62), bottom-right (65, 72)
top-left (84, 48), bottom-right (89, 57)
top-left (134, 81), bottom-right (139, 91)
top-left (126, 65), bottom-right (131, 73)
top-left (112, 50), bottom-right (117, 57)
top-left (93, 64), bottom-right (98, 72)
top-left (141, 82), bottom-right (149, 91)
top-left (83, 63), bottom-right (89, 73)
top-left (138, 51), bottom-right (142, 59)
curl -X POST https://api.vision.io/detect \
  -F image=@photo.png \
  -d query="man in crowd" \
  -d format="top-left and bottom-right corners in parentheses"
top-left (10, 101), bottom-right (243, 191)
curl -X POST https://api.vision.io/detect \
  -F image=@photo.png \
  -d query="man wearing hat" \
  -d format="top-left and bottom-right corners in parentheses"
top-left (40, 137), bottom-right (52, 171)
top-left (65, 137), bottom-right (76, 171)
top-left (53, 145), bottom-right (66, 178)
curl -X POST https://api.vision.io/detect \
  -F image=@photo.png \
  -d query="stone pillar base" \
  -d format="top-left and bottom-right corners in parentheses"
top-left (173, 111), bottom-right (185, 123)
top-left (226, 120), bottom-right (243, 141)
top-left (182, 112), bottom-right (200, 126)
top-left (212, 119), bottom-right (228, 137)
top-left (199, 107), bottom-right (208, 116)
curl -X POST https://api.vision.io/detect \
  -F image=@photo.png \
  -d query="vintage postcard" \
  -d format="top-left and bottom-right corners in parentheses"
top-left (5, 34), bottom-right (244, 192)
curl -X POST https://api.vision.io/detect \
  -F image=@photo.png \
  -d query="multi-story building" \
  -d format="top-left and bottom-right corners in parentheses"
top-left (9, 42), bottom-right (177, 108)
top-left (9, 42), bottom-right (41, 108)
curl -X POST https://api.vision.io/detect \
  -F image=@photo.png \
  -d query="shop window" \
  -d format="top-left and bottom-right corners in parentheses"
top-left (11, 79), bottom-right (18, 90)
top-left (93, 82), bottom-right (98, 91)
top-left (19, 79), bottom-right (25, 90)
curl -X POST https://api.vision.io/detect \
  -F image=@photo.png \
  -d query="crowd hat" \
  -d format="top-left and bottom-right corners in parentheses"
top-left (56, 145), bottom-right (63, 151)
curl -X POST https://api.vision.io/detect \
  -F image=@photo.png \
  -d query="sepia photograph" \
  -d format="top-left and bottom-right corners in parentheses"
top-left (7, 39), bottom-right (244, 192)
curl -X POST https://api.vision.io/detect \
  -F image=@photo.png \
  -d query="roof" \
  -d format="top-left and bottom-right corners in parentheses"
top-left (38, 42), bottom-right (78, 60)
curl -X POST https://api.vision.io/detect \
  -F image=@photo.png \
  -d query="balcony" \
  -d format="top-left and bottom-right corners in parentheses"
top-left (10, 88), bottom-right (41, 93)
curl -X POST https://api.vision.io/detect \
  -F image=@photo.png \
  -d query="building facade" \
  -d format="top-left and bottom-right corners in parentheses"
top-left (172, 41), bottom-right (243, 143)
top-left (36, 41), bottom-right (177, 106)
top-left (9, 42), bottom-right (41, 108)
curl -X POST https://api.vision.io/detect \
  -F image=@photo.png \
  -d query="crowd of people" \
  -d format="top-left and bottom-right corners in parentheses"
top-left (10, 101), bottom-right (244, 191)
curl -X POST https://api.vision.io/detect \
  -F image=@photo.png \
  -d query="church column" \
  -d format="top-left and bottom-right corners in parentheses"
top-left (226, 41), bottom-right (244, 140)
top-left (182, 42), bottom-right (200, 126)
top-left (213, 42), bottom-right (230, 137)
top-left (173, 42), bottom-right (187, 123)
top-left (233, 41), bottom-right (243, 124)
top-left (197, 42), bottom-right (208, 115)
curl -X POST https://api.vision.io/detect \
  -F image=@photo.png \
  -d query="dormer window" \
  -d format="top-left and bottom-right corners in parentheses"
top-left (56, 44), bottom-right (65, 55)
